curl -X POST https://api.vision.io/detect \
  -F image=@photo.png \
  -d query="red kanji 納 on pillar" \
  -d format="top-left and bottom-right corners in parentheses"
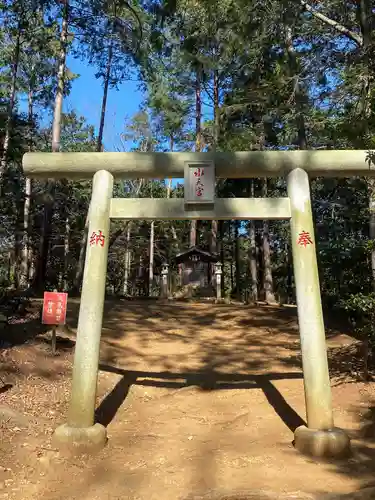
top-left (42, 292), bottom-right (68, 325)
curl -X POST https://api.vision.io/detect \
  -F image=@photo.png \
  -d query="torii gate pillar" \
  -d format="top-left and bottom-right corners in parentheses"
top-left (53, 170), bottom-right (113, 452)
top-left (287, 168), bottom-right (350, 458)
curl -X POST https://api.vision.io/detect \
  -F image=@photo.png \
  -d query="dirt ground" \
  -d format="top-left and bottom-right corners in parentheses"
top-left (1, 300), bottom-right (375, 500)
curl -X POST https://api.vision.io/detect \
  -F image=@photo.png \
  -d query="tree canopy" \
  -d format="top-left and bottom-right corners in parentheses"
top-left (1, 0), bottom-right (375, 346)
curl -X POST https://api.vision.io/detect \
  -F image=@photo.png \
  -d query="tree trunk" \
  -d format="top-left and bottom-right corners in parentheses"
top-left (285, 24), bottom-right (308, 302)
top-left (210, 221), bottom-right (218, 254)
top-left (357, 0), bottom-right (375, 288)
top-left (0, 21), bottom-right (21, 184)
top-left (249, 220), bottom-right (258, 302)
top-left (149, 221), bottom-right (155, 296)
top-left (138, 254), bottom-right (146, 296)
top-left (210, 70), bottom-right (219, 257)
top-left (19, 177), bottom-right (32, 289)
top-left (190, 220), bottom-right (197, 248)
top-left (262, 180), bottom-right (276, 304)
top-left (195, 67), bottom-right (203, 151)
top-left (300, 1), bottom-right (363, 46)
top-left (97, 41), bottom-right (113, 152)
top-left (235, 220), bottom-right (241, 300)
top-left (63, 216), bottom-right (70, 290)
top-left (28, 248), bottom-right (36, 283)
top-left (167, 136), bottom-right (179, 251)
top-left (123, 223), bottom-right (132, 296)
top-left (58, 2), bottom-right (70, 291)
top-left (73, 33), bottom-right (111, 291)
top-left (230, 223), bottom-right (235, 293)
top-left (19, 83), bottom-right (34, 289)
top-left (35, 0), bottom-right (69, 291)
top-left (213, 70), bottom-right (220, 146)
top-left (262, 218), bottom-right (275, 303)
top-left (15, 71), bottom-right (36, 289)
top-left (166, 178), bottom-right (179, 251)
top-left (8, 251), bottom-right (15, 287)
top-left (257, 122), bottom-right (276, 304)
top-left (358, 0), bottom-right (371, 47)
top-left (369, 180), bottom-right (375, 289)
top-left (247, 180), bottom-right (257, 302)
top-left (51, 0), bottom-right (69, 153)
top-left (13, 203), bottom-right (24, 290)
top-left (190, 67), bottom-right (202, 248)
top-left (149, 180), bottom-right (155, 296)
top-left (219, 220), bottom-right (225, 294)
top-left (120, 182), bottom-right (143, 296)
top-left (303, 1), bottom-right (374, 288)
top-left (166, 178), bottom-right (172, 199)
top-left (256, 229), bottom-right (261, 297)
top-left (285, 26), bottom-right (307, 150)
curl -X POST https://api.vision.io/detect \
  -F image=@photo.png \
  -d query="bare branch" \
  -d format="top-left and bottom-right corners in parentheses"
top-left (301, 1), bottom-right (363, 47)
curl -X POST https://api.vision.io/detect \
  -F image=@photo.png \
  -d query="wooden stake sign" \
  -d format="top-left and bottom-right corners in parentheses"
top-left (42, 291), bottom-right (68, 356)
top-left (42, 291), bottom-right (68, 325)
top-left (184, 161), bottom-right (215, 205)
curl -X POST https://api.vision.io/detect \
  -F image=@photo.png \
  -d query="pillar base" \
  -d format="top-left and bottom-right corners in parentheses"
top-left (53, 423), bottom-right (107, 454)
top-left (294, 425), bottom-right (351, 459)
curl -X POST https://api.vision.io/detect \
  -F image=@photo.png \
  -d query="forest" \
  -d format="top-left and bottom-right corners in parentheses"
top-left (1, 0), bottom-right (375, 348)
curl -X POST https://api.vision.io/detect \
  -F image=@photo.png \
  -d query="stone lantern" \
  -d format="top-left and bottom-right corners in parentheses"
top-left (214, 262), bottom-right (222, 300)
top-left (160, 263), bottom-right (169, 299)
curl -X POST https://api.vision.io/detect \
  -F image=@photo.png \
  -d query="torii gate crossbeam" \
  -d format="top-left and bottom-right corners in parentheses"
top-left (23, 150), bottom-right (375, 179)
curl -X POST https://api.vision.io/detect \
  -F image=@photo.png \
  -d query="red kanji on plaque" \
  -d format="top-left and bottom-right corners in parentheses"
top-left (297, 230), bottom-right (313, 247)
top-left (42, 292), bottom-right (68, 325)
top-left (184, 161), bottom-right (214, 205)
top-left (89, 230), bottom-right (105, 247)
top-left (195, 178), bottom-right (204, 197)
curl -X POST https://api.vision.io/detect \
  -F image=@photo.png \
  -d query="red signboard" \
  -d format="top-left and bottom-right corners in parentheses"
top-left (42, 292), bottom-right (68, 325)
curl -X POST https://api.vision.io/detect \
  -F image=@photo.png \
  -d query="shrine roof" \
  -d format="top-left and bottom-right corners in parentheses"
top-left (174, 246), bottom-right (219, 263)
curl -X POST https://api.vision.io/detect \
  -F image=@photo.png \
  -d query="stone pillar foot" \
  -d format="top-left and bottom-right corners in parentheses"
top-left (53, 423), bottom-right (107, 454)
top-left (294, 425), bottom-right (351, 459)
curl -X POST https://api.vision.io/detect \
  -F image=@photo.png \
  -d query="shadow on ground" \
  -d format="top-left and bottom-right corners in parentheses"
top-left (2, 299), bottom-right (375, 500)
top-left (96, 365), bottom-right (306, 433)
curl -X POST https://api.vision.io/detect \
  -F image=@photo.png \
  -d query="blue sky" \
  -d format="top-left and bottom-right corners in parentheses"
top-left (62, 54), bottom-right (187, 186)
top-left (64, 54), bottom-right (145, 151)
top-left (63, 53), bottom-right (213, 153)
top-left (60, 53), bottom-right (211, 187)
top-left (17, 49), bottom-right (210, 185)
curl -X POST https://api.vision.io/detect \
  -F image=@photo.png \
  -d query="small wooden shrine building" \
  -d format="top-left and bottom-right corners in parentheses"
top-left (174, 246), bottom-right (218, 289)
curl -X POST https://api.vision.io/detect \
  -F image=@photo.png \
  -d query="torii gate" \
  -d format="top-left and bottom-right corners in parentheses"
top-left (23, 149), bottom-right (375, 458)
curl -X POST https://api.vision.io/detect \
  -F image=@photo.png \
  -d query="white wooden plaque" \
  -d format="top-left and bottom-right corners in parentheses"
top-left (184, 161), bottom-right (215, 205)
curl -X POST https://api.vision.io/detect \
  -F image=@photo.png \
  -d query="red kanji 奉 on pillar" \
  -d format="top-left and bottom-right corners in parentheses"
top-left (42, 292), bottom-right (68, 325)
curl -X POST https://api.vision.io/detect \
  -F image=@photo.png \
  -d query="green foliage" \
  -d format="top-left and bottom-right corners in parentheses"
top-left (1, 0), bottom-right (375, 341)
top-left (340, 293), bottom-right (375, 342)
